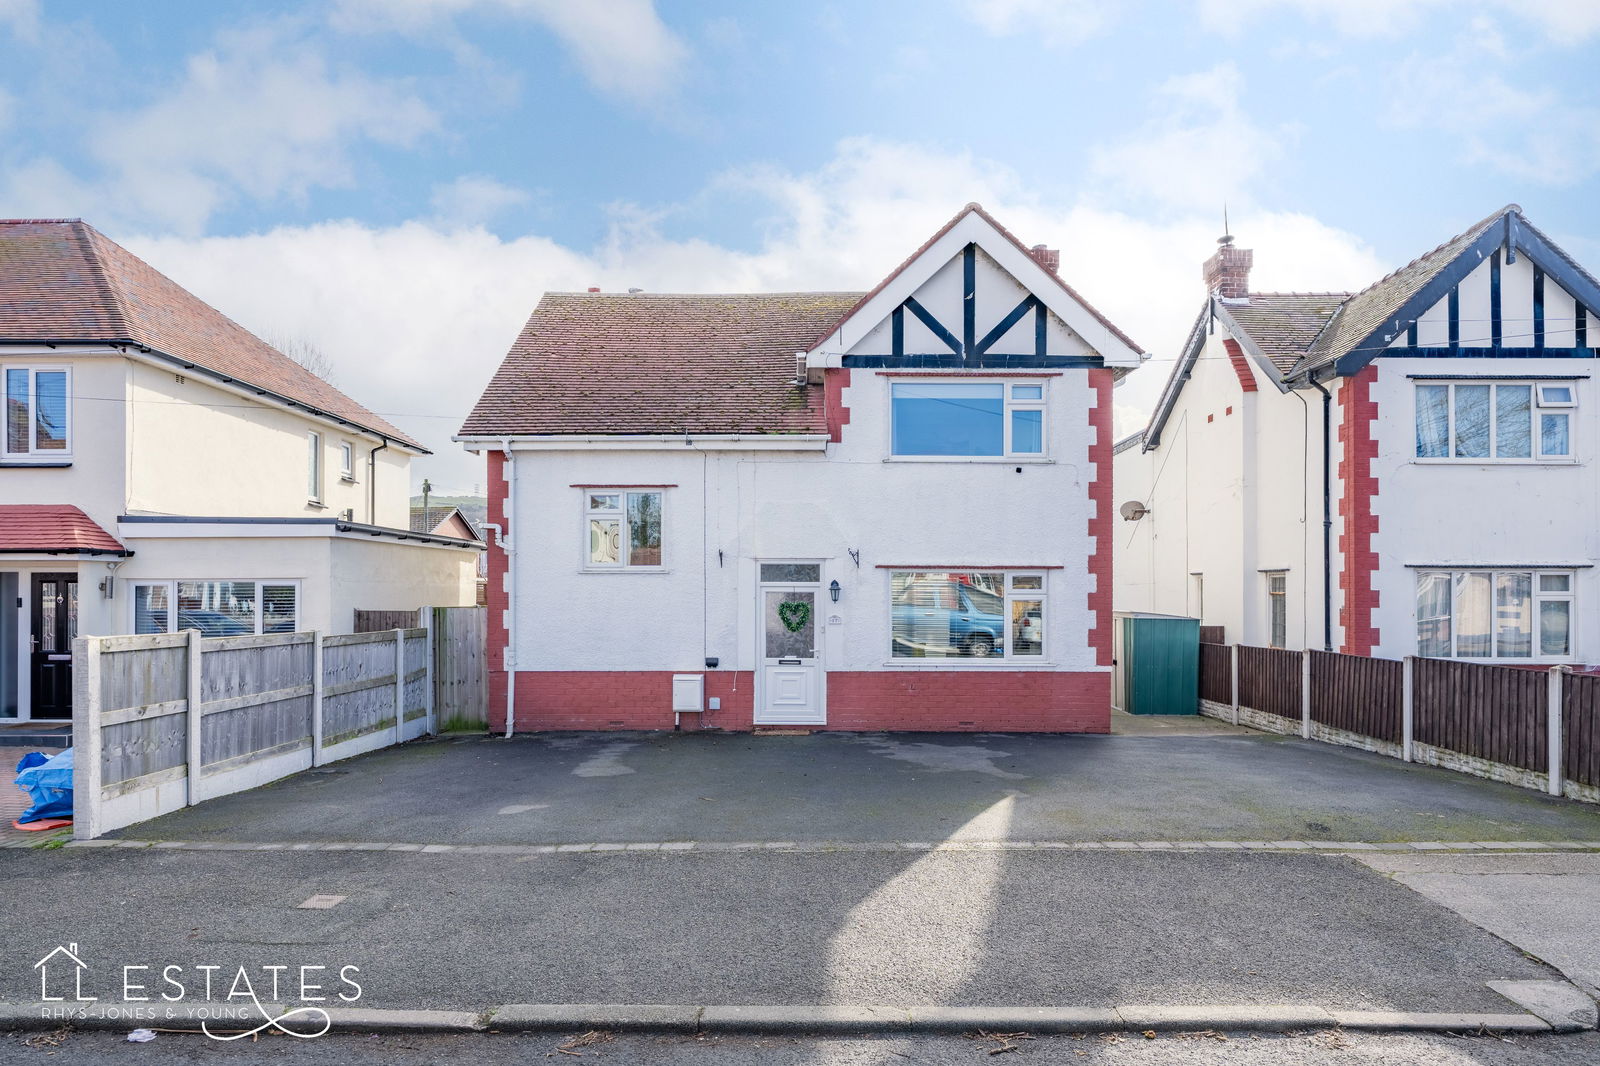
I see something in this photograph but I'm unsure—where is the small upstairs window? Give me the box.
[307,431,323,503]
[1415,380,1575,461]
[891,381,1047,458]
[2,366,70,458]
[584,490,663,568]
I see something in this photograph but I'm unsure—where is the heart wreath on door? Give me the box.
[777,600,811,633]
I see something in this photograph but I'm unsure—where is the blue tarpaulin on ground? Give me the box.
[14,749,73,823]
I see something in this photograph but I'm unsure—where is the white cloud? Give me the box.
[331,0,689,103]
[1385,22,1600,185]
[0,0,39,43]
[961,0,1120,45]
[1088,63,1288,211]
[118,138,1383,492]
[1197,0,1600,40]
[429,176,532,228]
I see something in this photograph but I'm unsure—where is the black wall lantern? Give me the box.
[829,579,841,602]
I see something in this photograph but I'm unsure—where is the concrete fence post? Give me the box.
[186,628,204,807]
[424,608,436,736]
[72,636,103,841]
[1402,656,1415,763]
[310,631,325,767]
[393,628,405,747]
[1300,649,1312,739]
[1229,643,1240,726]
[1548,666,1565,797]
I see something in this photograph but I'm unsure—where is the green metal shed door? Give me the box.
[1126,617,1199,715]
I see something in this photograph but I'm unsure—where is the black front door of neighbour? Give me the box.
[30,573,76,719]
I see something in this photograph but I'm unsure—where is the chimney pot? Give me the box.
[1203,240,1252,300]
[1028,244,1060,275]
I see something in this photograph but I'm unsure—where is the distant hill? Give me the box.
[410,494,488,530]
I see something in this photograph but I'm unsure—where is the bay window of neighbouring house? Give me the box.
[890,571,1044,660]
[132,581,299,636]
[890,382,1046,457]
[583,490,663,568]
[1415,570,1574,660]
[1414,381,1575,461]
[2,366,70,459]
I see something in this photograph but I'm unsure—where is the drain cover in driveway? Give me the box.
[297,894,347,910]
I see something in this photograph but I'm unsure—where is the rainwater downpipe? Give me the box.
[500,439,517,737]
[367,436,389,524]
[1308,378,1334,652]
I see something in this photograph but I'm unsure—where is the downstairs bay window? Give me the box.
[890,571,1045,660]
[1415,569,1573,661]
[133,580,299,636]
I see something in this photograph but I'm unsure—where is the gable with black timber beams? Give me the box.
[804,206,1145,373]
[1317,212,1600,382]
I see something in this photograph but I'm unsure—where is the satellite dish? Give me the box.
[1119,500,1150,521]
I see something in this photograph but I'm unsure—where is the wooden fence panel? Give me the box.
[199,638,315,768]
[1565,672,1600,789]
[353,609,421,633]
[1199,643,1232,705]
[1237,645,1301,720]
[1414,657,1547,773]
[101,715,186,787]
[1199,626,1226,646]
[322,635,399,743]
[1309,650,1403,742]
[434,606,487,728]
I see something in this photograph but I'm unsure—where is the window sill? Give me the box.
[0,460,73,467]
[339,475,356,483]
[1410,458,1577,467]
[882,456,1054,464]
[881,659,1056,669]
[306,500,327,510]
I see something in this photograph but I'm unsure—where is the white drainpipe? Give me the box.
[500,440,517,737]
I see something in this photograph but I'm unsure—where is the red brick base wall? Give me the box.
[488,669,1110,734]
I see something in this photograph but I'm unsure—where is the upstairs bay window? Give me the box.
[584,490,663,568]
[1415,381,1574,461]
[3,366,70,458]
[1416,569,1574,661]
[891,382,1046,458]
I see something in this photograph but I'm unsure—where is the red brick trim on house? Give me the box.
[486,449,511,726]
[490,669,1110,734]
[1222,338,1259,392]
[825,368,851,443]
[1087,368,1113,667]
[1336,365,1380,656]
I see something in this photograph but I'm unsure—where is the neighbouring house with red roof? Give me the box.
[0,219,480,723]
[459,204,1146,733]
[1116,205,1598,667]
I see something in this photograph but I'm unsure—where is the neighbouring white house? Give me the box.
[1116,204,1599,666]
[0,218,481,723]
[459,203,1146,733]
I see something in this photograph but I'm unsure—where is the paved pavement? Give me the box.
[4,1028,1597,1064]
[119,731,1600,847]
[0,846,1564,1013]
[1357,852,1600,999]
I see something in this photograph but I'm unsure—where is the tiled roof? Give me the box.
[460,291,864,436]
[0,504,127,554]
[409,505,481,540]
[1291,205,1517,377]
[0,219,423,450]
[1222,293,1351,372]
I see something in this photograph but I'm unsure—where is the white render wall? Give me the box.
[503,368,1103,676]
[1365,356,1599,663]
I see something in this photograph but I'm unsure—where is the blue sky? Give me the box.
[3,0,1597,490]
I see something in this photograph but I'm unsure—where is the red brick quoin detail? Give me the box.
[486,450,511,726]
[495,670,1110,734]
[1221,339,1259,393]
[1087,368,1113,667]
[1336,365,1380,656]
[825,368,851,443]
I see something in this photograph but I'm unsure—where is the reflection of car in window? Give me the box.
[892,578,1006,656]
[177,610,251,636]
[1015,609,1043,649]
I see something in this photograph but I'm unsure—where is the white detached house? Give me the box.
[1116,204,1598,665]
[460,204,1145,733]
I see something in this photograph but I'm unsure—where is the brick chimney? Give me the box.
[1203,235,1252,300]
[1029,243,1060,275]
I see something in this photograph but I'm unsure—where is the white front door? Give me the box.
[756,564,825,725]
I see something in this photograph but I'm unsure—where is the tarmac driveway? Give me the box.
[120,729,1600,846]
